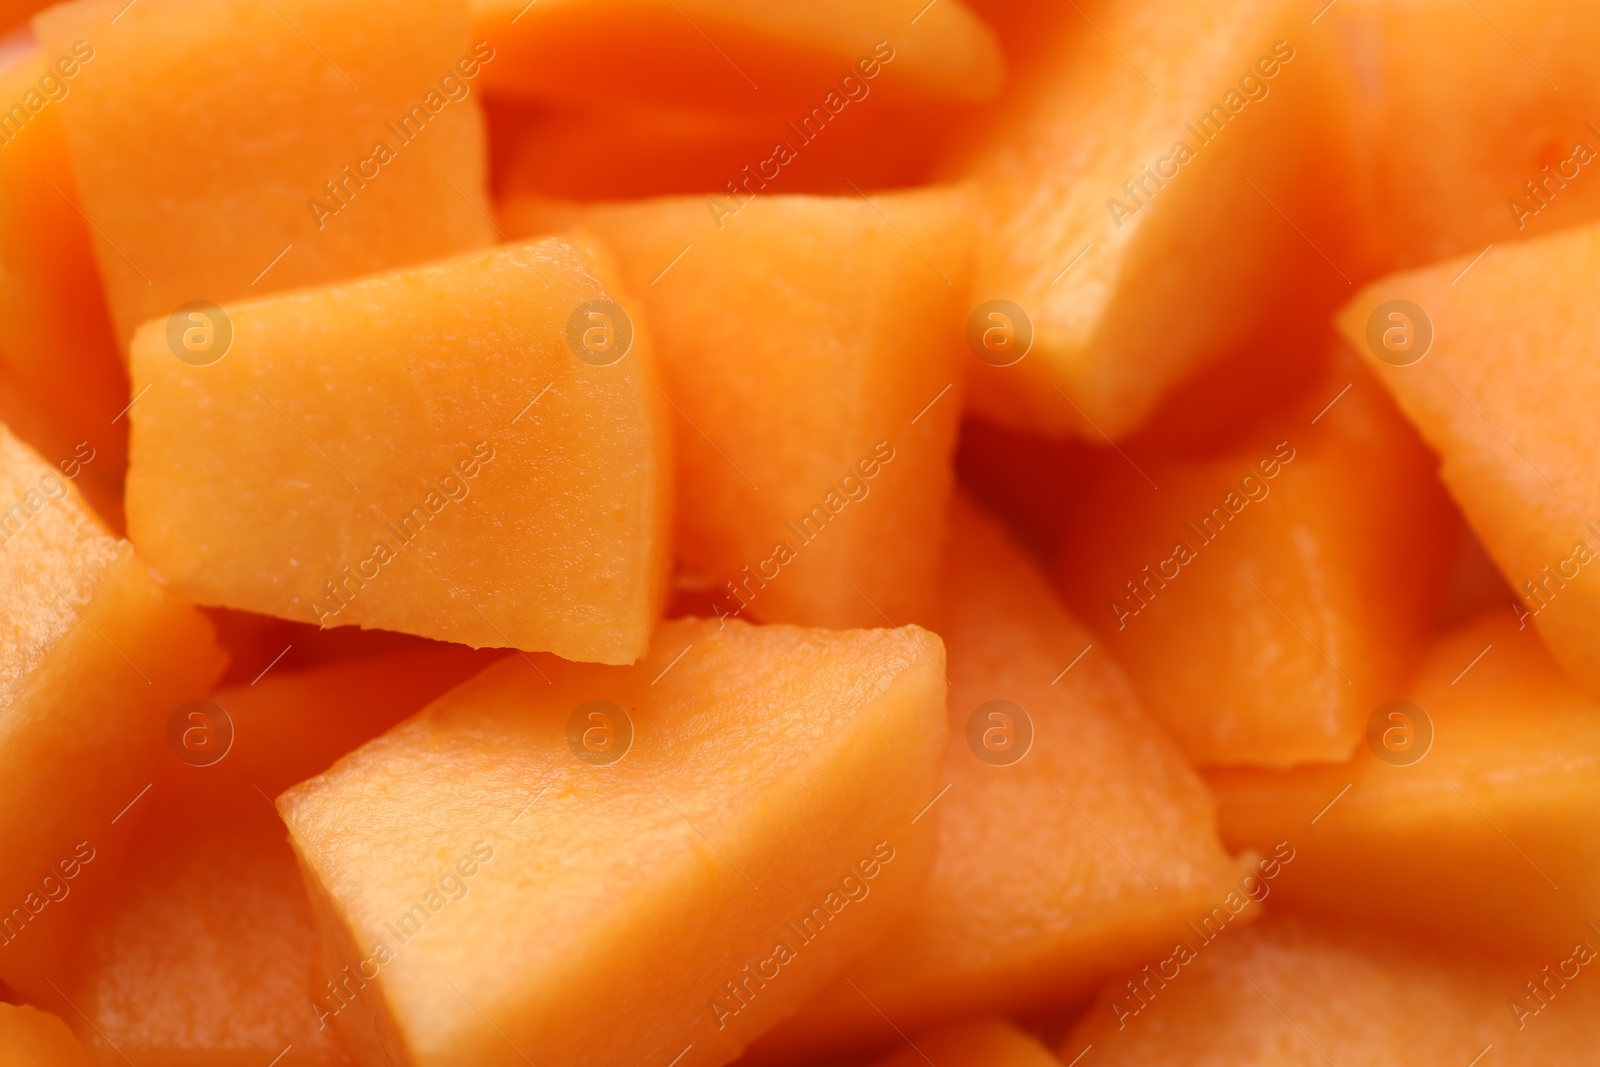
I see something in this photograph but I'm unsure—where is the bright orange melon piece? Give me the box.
[1052,365,1453,766]
[1063,915,1600,1065]
[503,189,969,630]
[0,419,225,997]
[870,1019,1061,1067]
[751,498,1248,1061]
[1338,223,1600,700]
[1207,610,1600,959]
[0,1004,90,1066]
[955,0,1368,440]
[125,238,668,664]
[33,0,494,351]
[472,0,1002,113]
[278,616,948,1067]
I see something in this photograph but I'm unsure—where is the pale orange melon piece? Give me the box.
[278,616,948,1067]
[0,420,225,997]
[0,1004,89,1066]
[502,189,969,630]
[955,0,1368,439]
[1338,223,1600,699]
[870,1018,1061,1067]
[1064,916,1600,1065]
[33,0,494,351]
[1207,610,1600,958]
[125,238,668,665]
[751,498,1249,1061]
[473,0,1002,113]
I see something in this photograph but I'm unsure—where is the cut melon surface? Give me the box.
[278,616,947,1067]
[870,1018,1061,1067]
[0,1003,90,1067]
[126,238,668,664]
[503,189,969,630]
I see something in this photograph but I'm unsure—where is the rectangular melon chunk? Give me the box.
[33,0,494,350]
[125,238,668,664]
[277,616,948,1067]
[0,419,226,997]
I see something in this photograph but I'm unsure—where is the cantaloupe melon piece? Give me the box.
[1338,224,1600,699]
[473,0,1002,112]
[502,189,969,630]
[870,1018,1061,1067]
[0,45,127,501]
[33,0,494,351]
[956,0,1368,439]
[0,1003,90,1066]
[0,420,225,996]
[125,238,668,664]
[750,498,1249,1061]
[1052,366,1452,766]
[1207,610,1600,958]
[1064,916,1600,1065]
[278,616,948,1067]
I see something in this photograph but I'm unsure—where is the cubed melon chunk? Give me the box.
[956,0,1367,439]
[0,420,225,995]
[125,238,668,664]
[277,616,948,1067]
[752,498,1248,1060]
[1338,223,1600,699]
[1063,916,1600,1064]
[869,1018,1061,1067]
[0,1004,90,1067]
[473,0,1002,112]
[503,189,969,630]
[1052,366,1452,766]
[33,0,494,350]
[1207,610,1600,958]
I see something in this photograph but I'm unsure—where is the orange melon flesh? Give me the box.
[1207,610,1600,958]
[125,238,668,665]
[0,419,225,998]
[956,0,1367,440]
[0,45,128,500]
[502,190,969,630]
[472,0,1002,113]
[1052,366,1452,766]
[751,498,1248,1061]
[1063,916,1600,1065]
[1338,224,1600,700]
[869,1018,1061,1067]
[0,1004,90,1066]
[33,0,494,352]
[277,616,948,1067]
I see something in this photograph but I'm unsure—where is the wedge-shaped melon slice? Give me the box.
[956,0,1367,439]
[0,1004,90,1067]
[503,190,969,630]
[870,1019,1061,1067]
[1208,610,1600,958]
[1338,225,1600,698]
[0,420,225,995]
[473,0,1002,112]
[125,239,668,664]
[33,0,494,351]
[278,616,948,1067]
[1052,367,1452,766]
[1064,916,1600,1064]
[750,498,1247,1061]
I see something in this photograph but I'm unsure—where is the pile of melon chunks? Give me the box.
[4,0,1600,1063]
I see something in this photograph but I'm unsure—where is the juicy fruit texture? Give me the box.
[1339,225,1600,699]
[958,0,1366,440]
[1208,611,1600,958]
[126,239,668,665]
[33,0,494,350]
[503,189,969,630]
[1053,368,1452,766]
[870,1018,1061,1067]
[277,617,948,1067]
[473,0,1003,112]
[1064,916,1600,1065]
[0,1004,90,1066]
[0,420,225,997]
[754,499,1248,1059]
